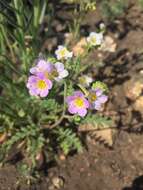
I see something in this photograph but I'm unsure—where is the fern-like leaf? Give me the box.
[55,128,82,155]
[79,114,113,131]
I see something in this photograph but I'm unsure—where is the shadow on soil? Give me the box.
[122,175,143,190]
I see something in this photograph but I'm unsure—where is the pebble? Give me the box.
[59,154,66,161]
[52,176,64,189]
[48,185,55,190]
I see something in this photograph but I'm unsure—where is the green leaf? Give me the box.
[55,128,82,155]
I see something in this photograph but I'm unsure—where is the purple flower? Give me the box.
[30,59,68,81]
[30,59,54,79]
[88,89,108,110]
[54,62,69,81]
[26,75,52,97]
[66,91,89,117]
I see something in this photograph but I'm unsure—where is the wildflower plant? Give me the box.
[0,0,112,179]
[0,25,111,177]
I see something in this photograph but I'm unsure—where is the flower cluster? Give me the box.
[66,79,108,117]
[27,46,71,97]
[27,31,107,117]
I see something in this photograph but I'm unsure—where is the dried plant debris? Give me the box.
[100,35,117,53]
[72,37,87,56]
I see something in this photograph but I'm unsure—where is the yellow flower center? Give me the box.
[88,92,97,102]
[44,69,58,80]
[79,77,86,85]
[74,98,84,107]
[90,36,96,44]
[51,69,59,77]
[60,48,67,57]
[37,80,47,89]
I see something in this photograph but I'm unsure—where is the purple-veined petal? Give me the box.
[74,91,84,97]
[30,67,37,74]
[40,89,49,97]
[55,62,64,72]
[29,88,38,96]
[68,103,77,114]
[84,98,90,108]
[66,96,75,103]
[93,101,102,110]
[95,89,103,97]
[37,59,47,67]
[98,95,108,103]
[78,108,87,117]
[45,79,53,90]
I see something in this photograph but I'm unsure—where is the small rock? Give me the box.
[52,176,64,189]
[59,154,66,161]
[124,77,143,100]
[49,185,55,190]
[133,96,143,114]
[80,167,85,172]
[64,33,74,45]
[51,20,66,32]
[87,173,91,177]
[35,152,44,169]
[42,37,57,52]
[49,172,55,178]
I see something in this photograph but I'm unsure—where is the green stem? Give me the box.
[47,82,67,129]
[39,1,47,24]
[13,0,24,43]
[0,25,15,62]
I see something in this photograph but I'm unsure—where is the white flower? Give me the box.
[87,32,103,46]
[54,62,69,81]
[99,23,105,30]
[55,45,73,60]
[79,75,93,87]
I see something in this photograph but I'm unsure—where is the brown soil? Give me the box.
[1,1,143,190]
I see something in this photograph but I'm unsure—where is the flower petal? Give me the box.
[40,89,49,97]
[55,62,64,72]
[45,79,53,90]
[74,91,84,97]
[96,89,103,97]
[68,103,77,114]
[60,70,69,78]
[98,95,108,103]
[84,99,90,108]
[78,108,87,117]
[30,67,37,74]
[66,96,75,103]
[29,88,38,96]
[93,101,102,110]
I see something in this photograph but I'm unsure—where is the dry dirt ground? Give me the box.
[0,1,143,190]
